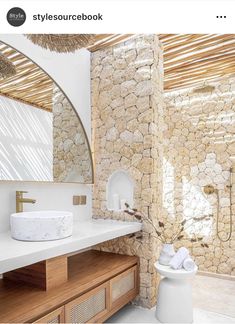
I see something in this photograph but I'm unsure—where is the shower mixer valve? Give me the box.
[203,184,217,195]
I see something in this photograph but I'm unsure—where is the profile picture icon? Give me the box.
[7,7,26,27]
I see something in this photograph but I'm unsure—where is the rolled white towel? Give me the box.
[183,257,196,271]
[169,247,189,270]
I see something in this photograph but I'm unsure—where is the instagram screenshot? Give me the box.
[0,1,234,323]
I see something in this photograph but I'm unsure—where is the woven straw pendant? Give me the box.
[26,34,95,53]
[0,52,16,80]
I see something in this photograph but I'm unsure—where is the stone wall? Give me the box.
[53,86,92,183]
[91,34,235,308]
[91,35,164,307]
[163,78,235,275]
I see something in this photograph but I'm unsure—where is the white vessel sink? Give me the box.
[10,211,73,241]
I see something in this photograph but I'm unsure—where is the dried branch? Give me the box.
[123,205,211,247]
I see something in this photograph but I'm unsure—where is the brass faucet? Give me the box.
[16,191,36,213]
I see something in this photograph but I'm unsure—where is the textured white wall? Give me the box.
[0,34,92,232]
[0,181,92,233]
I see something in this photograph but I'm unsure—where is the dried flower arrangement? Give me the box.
[124,203,212,247]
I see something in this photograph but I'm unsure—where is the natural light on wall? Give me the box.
[0,95,53,181]
[182,176,213,237]
[163,157,175,218]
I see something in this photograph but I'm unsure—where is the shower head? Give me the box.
[193,85,215,93]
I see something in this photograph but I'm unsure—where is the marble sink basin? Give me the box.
[10,211,73,241]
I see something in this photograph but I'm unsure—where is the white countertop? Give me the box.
[0,219,142,273]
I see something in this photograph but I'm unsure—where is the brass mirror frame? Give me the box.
[0,39,94,184]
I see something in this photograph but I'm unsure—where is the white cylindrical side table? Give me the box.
[154,262,198,323]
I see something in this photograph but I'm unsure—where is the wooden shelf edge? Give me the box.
[0,250,138,323]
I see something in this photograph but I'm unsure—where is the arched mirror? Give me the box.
[0,42,93,183]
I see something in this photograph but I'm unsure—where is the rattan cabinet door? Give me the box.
[65,282,109,323]
[110,265,138,309]
[33,306,65,323]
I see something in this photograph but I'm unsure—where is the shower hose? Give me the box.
[215,188,232,242]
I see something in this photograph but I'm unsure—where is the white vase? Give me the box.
[159,243,175,266]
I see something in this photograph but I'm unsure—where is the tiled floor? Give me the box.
[193,274,235,318]
[107,274,235,323]
[107,305,235,323]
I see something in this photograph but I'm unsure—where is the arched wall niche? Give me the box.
[106,169,134,211]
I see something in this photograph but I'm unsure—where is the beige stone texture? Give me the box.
[53,86,92,183]
[164,78,235,275]
[91,34,235,311]
[91,35,164,308]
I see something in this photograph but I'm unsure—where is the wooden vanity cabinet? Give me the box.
[0,250,139,324]
[33,306,65,324]
[65,282,109,323]
[110,265,138,310]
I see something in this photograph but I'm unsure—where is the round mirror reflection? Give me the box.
[0,42,93,183]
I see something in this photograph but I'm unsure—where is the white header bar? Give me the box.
[0,0,234,34]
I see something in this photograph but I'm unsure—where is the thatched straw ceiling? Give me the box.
[91,34,235,90]
[159,34,235,90]
[0,35,133,111]
[0,34,235,110]
[0,42,53,111]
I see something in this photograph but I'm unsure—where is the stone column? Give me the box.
[91,35,164,307]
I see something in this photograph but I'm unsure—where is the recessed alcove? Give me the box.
[106,170,134,211]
